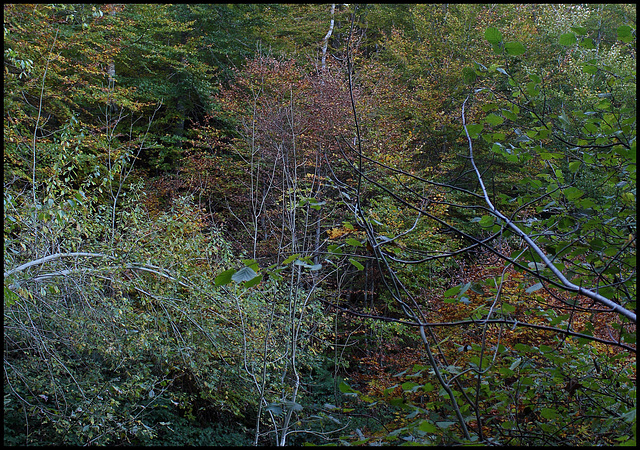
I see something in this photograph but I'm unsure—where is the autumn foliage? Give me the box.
[4,3,635,446]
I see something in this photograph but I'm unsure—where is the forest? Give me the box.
[3,3,636,446]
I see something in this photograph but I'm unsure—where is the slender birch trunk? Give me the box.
[321,4,336,75]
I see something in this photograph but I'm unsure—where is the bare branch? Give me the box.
[4,252,110,279]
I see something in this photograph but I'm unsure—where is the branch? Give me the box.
[32,28,59,252]
[333,139,591,292]
[320,299,635,353]
[4,252,111,279]
[461,96,635,323]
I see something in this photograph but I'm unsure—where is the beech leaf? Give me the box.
[504,41,526,56]
[349,258,364,271]
[214,269,236,286]
[485,27,503,44]
[232,267,258,283]
[559,32,577,46]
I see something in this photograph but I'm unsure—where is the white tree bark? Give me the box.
[4,252,109,279]
[106,4,116,83]
[321,4,336,75]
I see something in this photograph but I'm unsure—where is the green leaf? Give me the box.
[514,343,531,352]
[502,303,516,314]
[479,215,494,228]
[345,237,363,247]
[466,123,484,138]
[493,132,506,140]
[482,102,499,112]
[485,113,504,126]
[485,27,503,44]
[4,286,18,307]
[444,285,461,297]
[579,38,596,49]
[520,376,534,386]
[559,32,577,46]
[214,268,236,286]
[582,64,597,75]
[418,420,438,433]
[617,25,632,38]
[568,161,581,173]
[327,244,343,255]
[338,381,360,395]
[539,152,554,160]
[564,187,584,200]
[401,381,420,392]
[526,81,540,97]
[570,26,587,36]
[504,41,526,56]
[619,34,634,44]
[349,258,365,271]
[242,258,260,271]
[462,67,477,84]
[502,109,518,122]
[232,266,258,283]
[305,197,326,210]
[243,274,263,288]
[282,253,301,265]
[539,344,554,353]
[422,382,434,392]
[383,384,399,395]
[540,408,558,419]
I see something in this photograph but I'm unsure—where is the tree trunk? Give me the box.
[106,4,117,84]
[321,4,336,75]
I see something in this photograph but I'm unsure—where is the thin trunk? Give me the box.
[174,31,189,139]
[321,4,336,75]
[107,62,115,83]
[33,30,59,255]
[106,4,116,84]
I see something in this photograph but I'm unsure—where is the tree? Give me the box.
[3,6,316,444]
[4,4,635,446]
[324,11,635,445]
[210,49,359,444]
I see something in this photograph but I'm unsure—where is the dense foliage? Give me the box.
[4,3,636,446]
